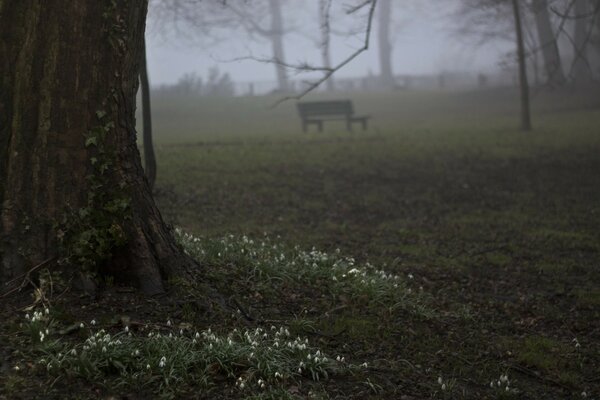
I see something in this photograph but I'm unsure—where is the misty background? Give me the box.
[145,0,521,94]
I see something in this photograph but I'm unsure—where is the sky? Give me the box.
[145,0,513,86]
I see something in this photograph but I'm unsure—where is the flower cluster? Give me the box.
[25,307,348,395]
[175,231,432,316]
[490,374,517,394]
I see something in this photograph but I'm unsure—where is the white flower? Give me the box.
[124,326,129,333]
[146,364,151,370]
[438,377,443,385]
[45,308,50,315]
[25,314,30,320]
[39,332,45,342]
[70,349,77,356]
[167,320,172,327]
[408,274,414,279]
[91,319,96,326]
[441,383,447,391]
[13,365,20,371]
[134,350,140,356]
[102,346,107,352]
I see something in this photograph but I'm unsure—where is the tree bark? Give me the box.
[319,0,334,92]
[378,0,394,88]
[0,0,197,295]
[140,37,157,190]
[268,0,289,92]
[532,0,566,86]
[511,0,532,131]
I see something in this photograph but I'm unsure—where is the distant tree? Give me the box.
[319,0,335,91]
[455,0,532,130]
[205,67,235,97]
[572,0,594,83]
[378,0,394,87]
[531,0,566,86]
[512,0,532,130]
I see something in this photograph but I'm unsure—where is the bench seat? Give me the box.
[297,100,370,132]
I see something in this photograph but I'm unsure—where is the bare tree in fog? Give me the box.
[512,0,532,130]
[532,0,567,86]
[222,0,292,92]
[378,0,394,87]
[572,0,594,84]
[319,0,335,91]
[455,0,531,130]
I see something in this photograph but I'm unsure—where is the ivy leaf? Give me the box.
[85,136,98,147]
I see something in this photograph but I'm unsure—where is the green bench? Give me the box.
[297,100,370,132]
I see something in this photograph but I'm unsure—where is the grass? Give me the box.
[2,87,599,399]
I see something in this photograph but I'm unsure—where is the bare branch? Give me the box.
[272,0,378,107]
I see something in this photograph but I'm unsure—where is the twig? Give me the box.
[0,257,57,298]
[271,0,378,107]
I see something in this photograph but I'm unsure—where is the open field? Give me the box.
[2,88,599,399]
[146,88,600,398]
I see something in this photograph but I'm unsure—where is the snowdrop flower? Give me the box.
[361,362,368,368]
[45,308,50,315]
[124,326,129,333]
[25,314,30,320]
[90,319,96,326]
[70,349,77,356]
[438,377,443,385]
[102,346,107,353]
[13,365,20,371]
[39,331,45,342]
[166,320,172,327]
[146,364,151,370]
[442,384,447,391]
[408,274,414,279]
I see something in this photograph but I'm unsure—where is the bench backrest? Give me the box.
[297,100,354,118]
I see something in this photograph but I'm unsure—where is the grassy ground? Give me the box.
[1,88,599,399]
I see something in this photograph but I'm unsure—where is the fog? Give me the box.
[145,0,513,89]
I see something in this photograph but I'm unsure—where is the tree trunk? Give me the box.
[268,0,289,92]
[572,0,592,84]
[378,0,394,88]
[140,37,157,190]
[532,0,566,86]
[0,0,197,295]
[511,0,532,131]
[319,0,334,92]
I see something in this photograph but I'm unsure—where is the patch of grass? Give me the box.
[508,335,583,387]
[19,307,353,398]
[176,231,435,318]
